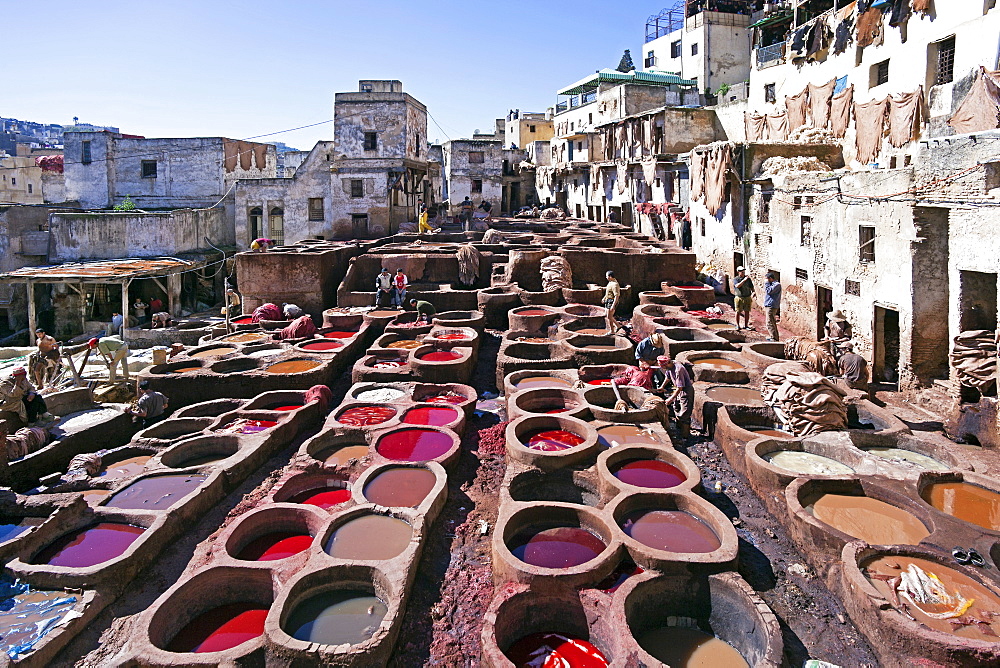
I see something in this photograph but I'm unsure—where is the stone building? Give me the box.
[0,154,64,205]
[440,119,529,216]
[504,110,553,149]
[235,80,429,245]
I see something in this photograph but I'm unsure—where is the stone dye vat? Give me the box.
[361,466,438,508]
[32,522,145,568]
[324,512,413,560]
[922,478,1000,532]
[806,493,931,545]
[283,589,388,645]
[103,474,208,511]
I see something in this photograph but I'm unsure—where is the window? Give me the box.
[805,195,815,206]
[141,160,157,178]
[469,151,485,164]
[671,40,682,58]
[10,177,14,186]
[577,141,583,151]
[793,196,803,210]
[588,113,593,125]
[360,83,373,92]
[644,52,656,68]
[800,215,812,245]
[934,36,956,85]
[764,83,776,103]
[859,225,876,262]
[700,218,706,236]
[308,197,324,221]
[269,207,284,246]
[691,43,699,56]
[871,59,890,87]
[27,184,32,194]
[472,179,483,194]
[570,122,575,132]
[760,192,773,224]
[795,268,809,281]
[351,214,368,235]
[529,125,536,133]
[248,207,263,240]
[350,179,364,198]
[845,279,861,296]
[81,140,92,164]
[363,132,378,151]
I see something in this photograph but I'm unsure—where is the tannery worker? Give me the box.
[410,298,436,323]
[603,271,620,332]
[393,269,409,308]
[250,237,273,252]
[91,336,130,382]
[31,328,61,387]
[824,309,853,354]
[634,331,666,364]
[655,354,694,439]
[763,272,782,342]
[732,266,755,331]
[612,359,654,391]
[0,367,51,426]
[375,269,394,307]
[130,380,168,429]
[838,342,870,392]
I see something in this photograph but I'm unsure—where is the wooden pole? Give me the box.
[26,281,36,341]
[121,279,130,344]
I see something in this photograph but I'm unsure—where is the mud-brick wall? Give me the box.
[235,244,360,315]
[562,248,696,297]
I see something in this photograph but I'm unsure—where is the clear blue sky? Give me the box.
[7,0,659,150]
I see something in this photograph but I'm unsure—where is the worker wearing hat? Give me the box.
[90,336,130,382]
[824,309,853,355]
[128,380,169,429]
[655,353,694,439]
[0,367,51,426]
[635,331,666,364]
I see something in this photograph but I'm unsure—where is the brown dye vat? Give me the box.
[574,328,610,335]
[695,358,745,371]
[81,490,111,505]
[705,386,764,406]
[319,445,370,466]
[167,366,201,374]
[637,627,749,668]
[363,467,436,507]
[704,323,736,331]
[98,455,152,479]
[222,332,268,343]
[581,344,619,351]
[324,514,412,560]
[620,510,721,553]
[386,340,422,349]
[864,554,1000,641]
[924,482,1000,532]
[747,427,793,439]
[265,359,321,374]
[189,346,238,358]
[808,494,930,545]
[369,310,403,317]
[516,376,573,390]
[597,425,664,448]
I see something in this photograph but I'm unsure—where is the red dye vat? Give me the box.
[301,340,344,351]
[373,360,405,369]
[522,429,585,451]
[235,532,312,561]
[322,330,359,339]
[543,407,571,414]
[287,488,352,510]
[268,404,302,412]
[376,428,453,461]
[337,406,396,426]
[506,632,609,668]
[34,522,145,568]
[166,603,267,653]
[434,333,470,340]
[424,393,466,405]
[509,526,606,568]
[612,460,687,488]
[517,309,554,317]
[419,350,463,362]
[403,405,460,426]
[585,378,612,386]
[231,316,254,325]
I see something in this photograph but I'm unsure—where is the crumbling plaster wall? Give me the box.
[443,140,504,212]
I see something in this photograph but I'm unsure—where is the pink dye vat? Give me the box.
[517,309,554,317]
[167,604,267,653]
[419,350,463,362]
[287,488,352,510]
[612,460,687,488]
[235,532,312,561]
[376,429,454,461]
[33,522,145,568]
[403,406,460,426]
[522,429,585,451]
[424,393,466,405]
[509,526,606,568]
[337,406,396,426]
[322,330,359,339]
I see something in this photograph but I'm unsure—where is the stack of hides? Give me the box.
[951,330,996,390]
[762,362,848,437]
[539,256,573,293]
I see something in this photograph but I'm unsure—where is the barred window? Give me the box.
[845,279,861,296]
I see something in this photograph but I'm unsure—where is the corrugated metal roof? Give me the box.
[558,69,697,95]
[0,257,196,282]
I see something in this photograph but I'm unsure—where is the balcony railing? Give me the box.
[555,102,568,114]
[582,90,597,105]
[756,41,785,68]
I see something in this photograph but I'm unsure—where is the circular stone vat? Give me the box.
[352,385,406,402]
[160,435,240,470]
[282,587,387,647]
[694,356,745,371]
[863,447,948,470]
[509,387,585,419]
[155,361,204,375]
[188,345,238,359]
[385,339,421,350]
[417,349,463,362]
[806,492,931,545]
[613,460,687,489]
[762,450,855,476]
[139,417,213,441]
[323,512,412,560]
[335,404,397,426]
[401,404,461,427]
[620,508,721,553]
[210,357,261,375]
[166,604,267,653]
[374,427,456,462]
[501,505,613,571]
[508,469,600,506]
[922,479,1000,532]
[103,473,207,511]
[596,424,667,449]
[512,374,574,391]
[226,507,322,563]
[265,359,322,374]
[506,633,609,666]
[705,385,764,406]
[221,332,269,344]
[521,427,585,451]
[298,340,344,352]
[362,466,437,507]
[32,522,145,567]
[636,626,748,667]
[583,386,656,423]
[276,474,352,510]
[98,453,152,479]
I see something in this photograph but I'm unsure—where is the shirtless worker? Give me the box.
[603,271,621,333]
[31,328,60,387]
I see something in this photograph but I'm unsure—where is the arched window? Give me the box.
[248,207,263,242]
[269,207,285,246]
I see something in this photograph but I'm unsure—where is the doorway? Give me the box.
[621,203,634,229]
[351,214,369,239]
[959,270,998,332]
[874,305,900,385]
[510,182,520,211]
[816,286,833,340]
